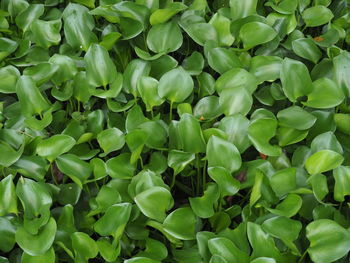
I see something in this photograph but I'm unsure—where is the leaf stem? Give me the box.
[169,101,173,122]
[139,156,144,169]
[170,172,176,189]
[298,249,308,263]
[202,160,207,192]
[50,164,58,185]
[196,154,201,195]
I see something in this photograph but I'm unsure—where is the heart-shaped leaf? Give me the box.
[163,207,196,240]
[135,186,173,222]
[36,135,76,162]
[147,21,183,54]
[15,217,56,256]
[306,219,350,263]
[158,67,193,103]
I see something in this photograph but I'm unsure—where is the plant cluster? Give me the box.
[0,0,350,262]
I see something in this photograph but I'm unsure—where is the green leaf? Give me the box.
[84,44,117,87]
[182,51,204,76]
[0,141,23,167]
[248,117,282,156]
[178,113,206,153]
[137,238,168,261]
[56,154,92,188]
[250,56,282,84]
[0,66,20,93]
[292,38,322,63]
[303,78,344,109]
[100,32,122,50]
[163,207,196,240]
[71,232,99,260]
[239,22,277,49]
[218,115,251,153]
[333,51,350,97]
[97,238,120,262]
[310,131,343,154]
[207,48,241,74]
[36,135,76,162]
[158,67,194,103]
[208,237,249,263]
[262,216,302,242]
[94,203,132,236]
[270,168,297,197]
[0,38,18,61]
[95,185,121,211]
[305,150,344,175]
[126,129,148,164]
[277,127,308,147]
[280,58,313,102]
[267,194,302,217]
[16,76,50,117]
[250,258,276,263]
[30,19,62,49]
[125,257,160,263]
[306,219,350,263]
[0,217,16,253]
[189,183,219,218]
[179,18,217,46]
[265,0,298,14]
[207,136,242,173]
[58,184,81,206]
[16,177,52,222]
[219,87,253,116]
[15,217,56,256]
[302,6,333,27]
[62,3,97,50]
[0,175,17,216]
[215,68,257,94]
[193,96,222,121]
[310,173,329,202]
[135,186,173,222]
[124,59,151,97]
[230,0,258,20]
[209,13,235,46]
[22,247,55,263]
[137,76,164,111]
[23,63,59,86]
[150,3,187,25]
[97,128,125,156]
[128,170,168,199]
[73,71,93,102]
[277,106,316,130]
[49,54,78,86]
[139,120,168,149]
[106,153,136,179]
[147,21,183,54]
[208,167,240,197]
[334,114,350,135]
[168,150,195,176]
[333,166,350,202]
[8,0,29,17]
[247,222,288,262]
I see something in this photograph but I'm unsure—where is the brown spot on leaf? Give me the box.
[313,36,324,42]
[259,152,267,160]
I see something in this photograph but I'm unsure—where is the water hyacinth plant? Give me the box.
[0,0,350,262]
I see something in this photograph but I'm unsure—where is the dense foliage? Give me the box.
[1,0,350,262]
